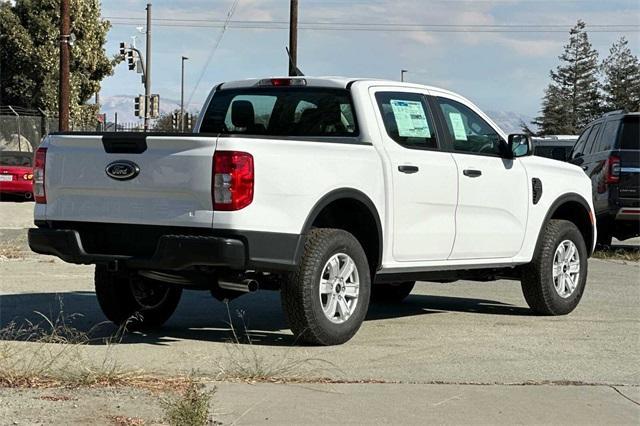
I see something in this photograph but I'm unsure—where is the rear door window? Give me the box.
[596,120,621,153]
[619,117,639,150]
[584,123,601,155]
[375,92,438,149]
[571,127,591,159]
[201,88,358,138]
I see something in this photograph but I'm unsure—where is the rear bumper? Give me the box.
[28,225,303,272]
[0,181,33,194]
[615,208,640,221]
[28,228,246,270]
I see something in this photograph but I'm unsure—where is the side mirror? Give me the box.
[508,134,533,158]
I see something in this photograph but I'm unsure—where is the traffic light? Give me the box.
[119,42,127,56]
[134,95,145,117]
[171,113,178,130]
[127,50,135,70]
[185,113,193,130]
[149,94,160,118]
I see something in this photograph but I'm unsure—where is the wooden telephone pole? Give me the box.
[288,0,298,76]
[58,0,70,131]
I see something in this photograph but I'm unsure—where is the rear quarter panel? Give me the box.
[211,137,385,235]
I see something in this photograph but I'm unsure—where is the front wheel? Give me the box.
[521,219,588,315]
[281,229,371,346]
[95,265,182,330]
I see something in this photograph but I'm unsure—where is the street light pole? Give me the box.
[180,56,188,132]
[58,0,71,131]
[400,69,408,82]
[144,3,152,131]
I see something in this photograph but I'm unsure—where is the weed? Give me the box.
[593,247,640,262]
[162,378,215,426]
[214,302,337,383]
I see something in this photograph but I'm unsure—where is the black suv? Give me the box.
[569,111,639,245]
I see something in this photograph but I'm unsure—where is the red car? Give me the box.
[0,151,34,200]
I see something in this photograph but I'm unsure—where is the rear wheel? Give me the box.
[281,229,371,346]
[95,265,182,330]
[521,220,587,315]
[371,281,415,303]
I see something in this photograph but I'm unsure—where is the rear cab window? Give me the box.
[200,87,359,139]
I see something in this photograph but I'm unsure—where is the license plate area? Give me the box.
[0,175,14,182]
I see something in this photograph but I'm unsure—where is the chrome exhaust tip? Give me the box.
[218,278,259,293]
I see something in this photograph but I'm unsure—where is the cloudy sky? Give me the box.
[100,0,640,117]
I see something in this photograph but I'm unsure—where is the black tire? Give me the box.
[95,265,182,330]
[371,281,415,303]
[281,228,371,346]
[521,219,588,315]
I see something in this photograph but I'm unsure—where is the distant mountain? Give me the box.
[486,110,536,134]
[99,95,201,123]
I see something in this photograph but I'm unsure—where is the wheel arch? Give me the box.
[298,188,383,273]
[539,193,595,256]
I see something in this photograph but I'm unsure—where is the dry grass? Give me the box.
[110,415,147,426]
[213,304,337,383]
[0,239,25,259]
[593,247,640,262]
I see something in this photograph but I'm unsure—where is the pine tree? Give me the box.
[533,20,602,134]
[601,37,640,112]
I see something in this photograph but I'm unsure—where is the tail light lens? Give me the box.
[213,151,254,211]
[605,155,620,184]
[34,147,47,203]
[23,173,33,180]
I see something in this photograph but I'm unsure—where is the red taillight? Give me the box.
[213,151,254,211]
[34,147,47,203]
[605,155,620,184]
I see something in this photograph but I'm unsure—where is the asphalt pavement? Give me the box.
[0,201,638,424]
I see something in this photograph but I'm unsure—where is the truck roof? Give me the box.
[218,76,458,96]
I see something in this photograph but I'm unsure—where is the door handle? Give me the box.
[463,169,482,177]
[398,165,419,174]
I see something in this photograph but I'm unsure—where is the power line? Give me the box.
[104,16,639,28]
[108,22,640,33]
[186,0,240,106]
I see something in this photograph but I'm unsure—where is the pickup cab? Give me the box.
[29,77,596,345]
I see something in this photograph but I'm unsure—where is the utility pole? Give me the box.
[58,0,71,131]
[400,69,408,82]
[144,3,152,131]
[288,0,298,76]
[180,56,188,132]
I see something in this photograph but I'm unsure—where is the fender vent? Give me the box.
[532,178,543,205]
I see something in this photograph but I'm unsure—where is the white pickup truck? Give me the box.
[29,77,596,345]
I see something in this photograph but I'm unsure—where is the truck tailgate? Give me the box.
[42,133,217,228]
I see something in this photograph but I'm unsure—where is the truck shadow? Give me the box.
[0,290,531,347]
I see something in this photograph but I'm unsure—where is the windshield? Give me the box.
[619,117,639,150]
[199,88,359,138]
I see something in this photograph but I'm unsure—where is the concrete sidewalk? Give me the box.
[0,383,638,425]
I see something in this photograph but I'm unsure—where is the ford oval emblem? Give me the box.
[105,160,140,181]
